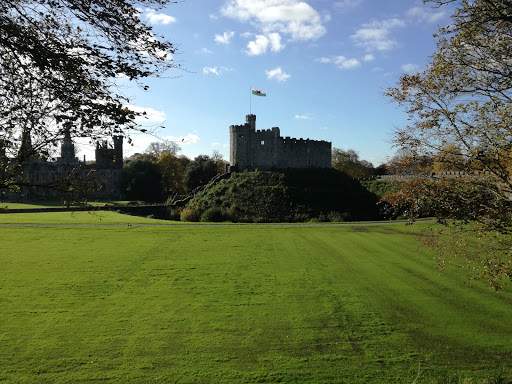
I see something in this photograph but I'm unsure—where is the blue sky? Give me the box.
[78,0,451,165]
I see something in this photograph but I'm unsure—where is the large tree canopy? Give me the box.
[386,0,512,224]
[385,0,512,288]
[0,0,176,189]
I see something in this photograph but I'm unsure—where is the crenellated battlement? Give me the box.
[281,137,330,144]
[230,114,331,170]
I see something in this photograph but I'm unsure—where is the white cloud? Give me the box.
[240,31,254,38]
[197,47,213,54]
[334,0,362,10]
[170,133,200,145]
[266,67,291,82]
[246,33,283,56]
[247,35,269,56]
[144,9,176,25]
[202,66,233,76]
[221,0,326,53]
[318,55,361,70]
[202,66,221,76]
[295,114,311,120]
[352,18,405,52]
[215,31,235,45]
[406,5,445,23]
[127,104,167,125]
[401,63,419,73]
[317,57,332,64]
[268,32,284,52]
[362,53,375,62]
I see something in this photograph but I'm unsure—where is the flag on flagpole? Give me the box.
[251,89,267,97]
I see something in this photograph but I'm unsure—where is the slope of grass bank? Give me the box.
[0,215,510,383]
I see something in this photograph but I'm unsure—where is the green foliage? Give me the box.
[332,148,375,179]
[1,215,511,382]
[387,0,512,227]
[1,0,176,190]
[362,180,402,198]
[184,155,223,192]
[185,169,379,222]
[200,207,227,222]
[120,160,163,202]
[383,178,512,229]
[158,153,189,196]
[180,207,200,222]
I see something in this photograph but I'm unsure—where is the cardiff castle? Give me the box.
[230,114,332,170]
[3,129,125,200]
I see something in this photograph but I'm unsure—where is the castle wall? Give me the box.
[18,162,123,200]
[230,115,331,170]
[251,128,281,168]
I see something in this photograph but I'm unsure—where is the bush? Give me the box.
[361,180,402,198]
[327,211,351,222]
[180,207,200,222]
[200,207,226,222]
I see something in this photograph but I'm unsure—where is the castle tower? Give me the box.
[230,114,256,170]
[246,114,256,130]
[60,128,77,163]
[18,128,34,161]
[112,136,124,169]
[95,140,110,169]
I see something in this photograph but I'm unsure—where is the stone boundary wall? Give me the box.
[377,171,493,182]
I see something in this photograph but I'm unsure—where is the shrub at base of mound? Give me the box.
[182,170,379,222]
[200,207,227,222]
[180,207,200,222]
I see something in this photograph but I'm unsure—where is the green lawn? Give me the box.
[0,211,171,224]
[0,202,59,209]
[0,201,135,210]
[0,212,511,383]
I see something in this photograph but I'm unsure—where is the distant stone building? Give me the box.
[230,114,331,170]
[11,129,124,200]
[95,136,124,170]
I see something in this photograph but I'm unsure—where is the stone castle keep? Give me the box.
[230,114,332,170]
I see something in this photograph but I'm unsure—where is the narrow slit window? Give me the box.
[261,140,265,145]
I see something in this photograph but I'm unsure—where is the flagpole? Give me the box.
[249,86,252,115]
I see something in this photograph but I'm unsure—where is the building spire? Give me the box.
[60,127,76,163]
[18,127,34,161]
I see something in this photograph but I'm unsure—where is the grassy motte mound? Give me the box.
[183,169,379,222]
